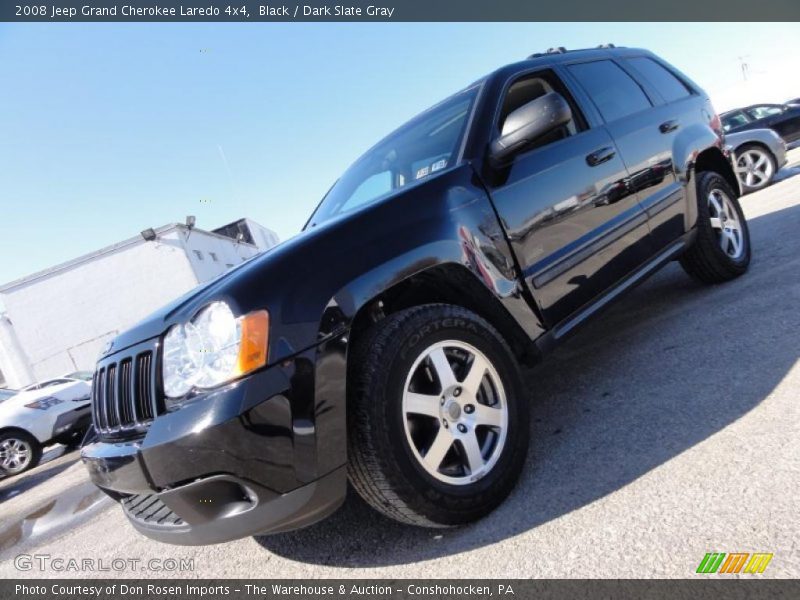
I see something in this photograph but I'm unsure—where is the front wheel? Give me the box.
[735,144,776,193]
[0,431,41,476]
[347,304,529,527]
[680,171,751,284]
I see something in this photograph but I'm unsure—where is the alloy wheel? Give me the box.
[736,149,774,190]
[0,437,33,474]
[708,189,745,260]
[401,340,508,485]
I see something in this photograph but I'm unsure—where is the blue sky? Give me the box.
[1,22,798,287]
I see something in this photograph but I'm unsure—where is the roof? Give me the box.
[0,220,260,293]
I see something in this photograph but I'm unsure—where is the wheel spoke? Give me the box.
[729,230,741,254]
[461,354,489,397]
[708,193,723,215]
[474,403,503,427]
[405,392,441,418]
[754,154,767,169]
[424,427,453,471]
[709,217,722,229]
[428,347,457,390]
[460,432,485,474]
[719,231,730,253]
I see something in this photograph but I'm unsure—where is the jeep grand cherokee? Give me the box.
[82,46,750,544]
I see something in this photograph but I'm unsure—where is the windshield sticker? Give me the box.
[431,158,447,172]
[415,166,430,179]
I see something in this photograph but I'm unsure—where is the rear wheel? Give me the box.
[0,431,41,476]
[680,171,751,284]
[347,304,529,527]
[735,144,776,193]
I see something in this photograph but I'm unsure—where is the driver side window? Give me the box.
[498,71,583,154]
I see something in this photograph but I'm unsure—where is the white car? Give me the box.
[0,378,92,476]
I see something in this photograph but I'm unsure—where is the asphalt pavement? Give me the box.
[1,150,799,579]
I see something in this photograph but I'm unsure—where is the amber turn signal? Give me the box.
[235,310,269,375]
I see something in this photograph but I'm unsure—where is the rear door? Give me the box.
[564,56,692,250]
[485,68,653,327]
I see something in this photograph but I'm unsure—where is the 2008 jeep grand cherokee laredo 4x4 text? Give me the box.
[82,46,750,545]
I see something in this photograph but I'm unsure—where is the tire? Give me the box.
[735,144,776,193]
[0,430,42,476]
[347,304,529,527]
[680,170,751,284]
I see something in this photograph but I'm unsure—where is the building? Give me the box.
[0,218,278,388]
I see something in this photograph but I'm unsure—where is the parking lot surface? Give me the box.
[2,151,799,579]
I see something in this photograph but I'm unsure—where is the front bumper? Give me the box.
[103,464,346,545]
[81,339,348,545]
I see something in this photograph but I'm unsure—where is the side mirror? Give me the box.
[489,92,572,165]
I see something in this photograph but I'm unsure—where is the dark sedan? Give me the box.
[722,103,800,144]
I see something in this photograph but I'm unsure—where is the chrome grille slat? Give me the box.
[96,367,107,430]
[118,359,132,424]
[91,344,158,439]
[136,352,155,421]
[106,364,118,428]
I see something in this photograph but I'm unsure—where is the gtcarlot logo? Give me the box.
[14,554,194,572]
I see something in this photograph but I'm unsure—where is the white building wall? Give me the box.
[0,315,35,388]
[182,230,262,283]
[0,230,199,384]
[244,219,280,249]
[0,221,277,387]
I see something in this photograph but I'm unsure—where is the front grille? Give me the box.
[92,343,160,438]
[121,493,184,527]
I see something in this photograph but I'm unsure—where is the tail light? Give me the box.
[709,112,723,135]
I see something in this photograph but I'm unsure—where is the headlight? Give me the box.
[162,302,269,401]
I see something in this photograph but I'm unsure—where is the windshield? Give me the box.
[308,84,480,226]
[65,370,94,381]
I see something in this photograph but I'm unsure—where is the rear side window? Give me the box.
[625,57,691,103]
[567,60,651,123]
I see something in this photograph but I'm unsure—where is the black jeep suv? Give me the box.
[82,46,750,545]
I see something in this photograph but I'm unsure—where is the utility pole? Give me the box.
[737,55,750,81]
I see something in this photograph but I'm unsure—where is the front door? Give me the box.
[485,69,653,327]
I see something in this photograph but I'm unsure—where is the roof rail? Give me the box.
[527,44,619,59]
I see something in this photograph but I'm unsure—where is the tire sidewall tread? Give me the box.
[347,304,529,527]
[680,170,751,284]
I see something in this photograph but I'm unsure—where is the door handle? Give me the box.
[659,119,680,133]
[586,146,616,167]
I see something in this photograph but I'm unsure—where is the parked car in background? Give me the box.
[726,128,787,193]
[0,379,92,475]
[22,371,94,391]
[721,103,800,145]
